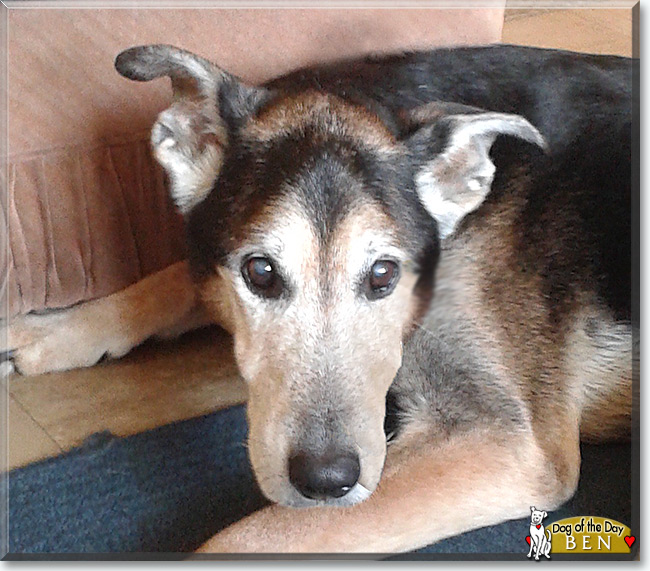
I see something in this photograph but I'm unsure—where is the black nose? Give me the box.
[288,450,360,500]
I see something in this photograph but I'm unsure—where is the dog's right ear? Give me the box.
[115,45,271,215]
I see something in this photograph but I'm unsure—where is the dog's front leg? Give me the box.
[5,261,211,375]
[197,428,575,554]
[526,535,535,558]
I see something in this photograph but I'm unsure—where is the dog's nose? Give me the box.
[288,450,360,500]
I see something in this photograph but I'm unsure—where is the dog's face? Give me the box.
[530,507,548,526]
[187,92,438,506]
[116,45,544,507]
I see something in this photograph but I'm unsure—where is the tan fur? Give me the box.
[196,427,560,554]
[196,197,419,507]
[413,174,629,503]
[243,91,398,153]
[4,261,207,376]
[468,199,631,466]
[567,312,635,441]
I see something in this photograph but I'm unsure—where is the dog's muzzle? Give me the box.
[288,449,361,501]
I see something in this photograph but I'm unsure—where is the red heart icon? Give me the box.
[536,524,541,529]
[526,536,531,545]
[625,536,635,548]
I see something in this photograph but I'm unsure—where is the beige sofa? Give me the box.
[5,6,505,318]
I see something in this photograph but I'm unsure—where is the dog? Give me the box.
[5,44,634,554]
[528,506,552,560]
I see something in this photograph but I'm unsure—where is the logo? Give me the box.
[526,506,552,560]
[525,512,635,557]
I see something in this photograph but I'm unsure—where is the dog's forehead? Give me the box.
[243,90,398,150]
[187,89,439,279]
[243,194,404,273]
[327,201,404,270]
[227,93,408,254]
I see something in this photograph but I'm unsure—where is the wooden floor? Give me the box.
[503,7,633,55]
[8,6,635,470]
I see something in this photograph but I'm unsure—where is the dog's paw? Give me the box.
[4,262,203,376]
[4,305,137,376]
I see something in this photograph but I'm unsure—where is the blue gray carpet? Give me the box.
[7,404,634,559]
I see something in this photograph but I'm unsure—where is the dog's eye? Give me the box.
[243,256,283,299]
[365,260,400,300]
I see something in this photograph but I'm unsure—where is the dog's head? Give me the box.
[116,45,544,507]
[530,507,548,525]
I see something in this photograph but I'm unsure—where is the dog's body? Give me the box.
[528,507,552,560]
[6,45,634,553]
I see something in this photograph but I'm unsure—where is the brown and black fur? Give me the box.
[6,44,633,554]
[120,43,634,553]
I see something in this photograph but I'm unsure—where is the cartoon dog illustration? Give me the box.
[528,507,552,560]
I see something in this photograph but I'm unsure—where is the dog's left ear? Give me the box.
[403,103,546,239]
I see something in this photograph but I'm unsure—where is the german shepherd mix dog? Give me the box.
[8,44,634,553]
